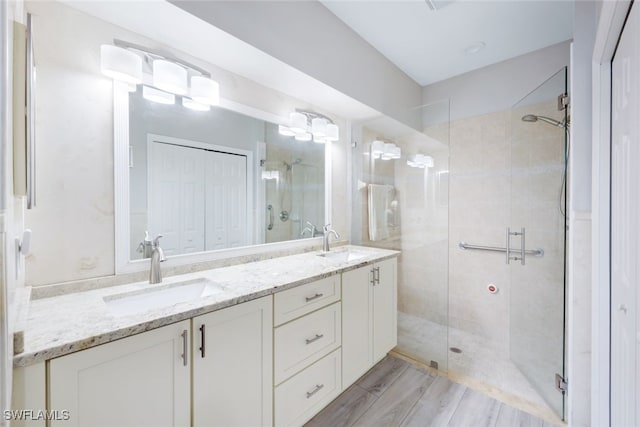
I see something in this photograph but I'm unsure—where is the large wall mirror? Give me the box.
[24,1,331,285]
[124,86,326,261]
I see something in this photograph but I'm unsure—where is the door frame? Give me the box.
[591,2,632,426]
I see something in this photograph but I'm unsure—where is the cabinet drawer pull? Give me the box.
[199,324,205,358]
[305,333,324,345]
[305,293,324,302]
[181,329,188,366]
[306,384,324,399]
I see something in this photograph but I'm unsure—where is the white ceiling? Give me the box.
[321,0,574,86]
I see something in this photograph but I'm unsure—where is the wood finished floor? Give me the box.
[305,355,559,427]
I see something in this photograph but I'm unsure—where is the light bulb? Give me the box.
[153,59,188,95]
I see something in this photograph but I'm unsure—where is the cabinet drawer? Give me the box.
[274,302,341,385]
[274,349,342,427]
[274,276,341,326]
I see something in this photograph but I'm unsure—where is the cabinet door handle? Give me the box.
[199,324,205,358]
[306,384,324,399]
[374,266,380,284]
[181,329,188,366]
[371,268,376,286]
[305,333,324,345]
[305,293,324,302]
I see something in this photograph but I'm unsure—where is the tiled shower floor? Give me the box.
[397,312,562,425]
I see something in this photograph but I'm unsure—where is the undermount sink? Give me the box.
[103,278,224,317]
[317,249,368,262]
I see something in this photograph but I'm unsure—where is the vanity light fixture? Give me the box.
[100,39,220,109]
[288,112,308,133]
[100,45,143,85]
[153,59,188,95]
[142,85,175,105]
[279,110,340,142]
[190,75,219,106]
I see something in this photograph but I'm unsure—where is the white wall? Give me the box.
[170,0,423,131]
[567,2,600,426]
[422,41,571,123]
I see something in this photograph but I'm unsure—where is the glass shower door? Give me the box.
[509,68,567,419]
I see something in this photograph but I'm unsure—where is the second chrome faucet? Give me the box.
[322,224,340,252]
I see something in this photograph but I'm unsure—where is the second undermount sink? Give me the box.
[317,249,368,263]
[103,278,224,317]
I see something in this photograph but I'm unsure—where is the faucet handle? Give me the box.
[323,223,331,233]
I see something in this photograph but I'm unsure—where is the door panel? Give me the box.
[205,151,248,250]
[149,142,205,255]
[611,4,639,425]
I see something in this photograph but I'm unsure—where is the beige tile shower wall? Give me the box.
[448,101,565,354]
[24,1,348,286]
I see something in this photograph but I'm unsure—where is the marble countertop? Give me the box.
[15,245,399,367]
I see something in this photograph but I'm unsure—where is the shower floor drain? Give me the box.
[449,347,462,354]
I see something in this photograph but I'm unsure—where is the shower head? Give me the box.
[521,114,567,129]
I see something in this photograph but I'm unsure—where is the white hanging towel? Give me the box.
[368,184,393,241]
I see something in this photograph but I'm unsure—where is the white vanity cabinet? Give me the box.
[192,296,272,427]
[47,296,273,427]
[49,320,191,427]
[342,257,397,388]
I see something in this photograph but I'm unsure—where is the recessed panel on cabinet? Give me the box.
[274,276,341,326]
[48,320,191,427]
[274,349,342,427]
[274,302,341,385]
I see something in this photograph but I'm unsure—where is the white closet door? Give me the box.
[611,3,640,426]
[149,143,205,255]
[205,151,247,250]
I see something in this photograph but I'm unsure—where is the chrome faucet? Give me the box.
[322,224,340,252]
[149,235,166,284]
[301,221,318,238]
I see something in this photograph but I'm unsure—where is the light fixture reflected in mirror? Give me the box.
[278,125,296,136]
[407,153,434,168]
[142,85,175,105]
[279,110,340,142]
[372,140,401,160]
[294,132,312,142]
[182,97,210,111]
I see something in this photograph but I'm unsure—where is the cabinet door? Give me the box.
[49,320,190,427]
[341,265,373,388]
[373,258,397,363]
[193,296,273,427]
